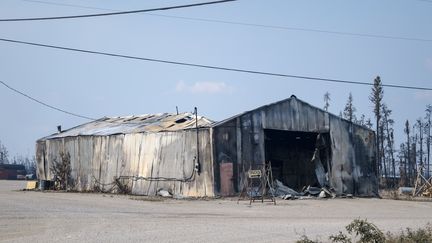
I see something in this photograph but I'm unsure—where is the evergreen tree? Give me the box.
[343,92,357,123]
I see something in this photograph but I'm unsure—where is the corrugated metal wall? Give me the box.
[36,129,214,197]
[213,96,378,196]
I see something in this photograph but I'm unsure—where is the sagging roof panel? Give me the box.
[41,113,213,140]
[212,95,373,132]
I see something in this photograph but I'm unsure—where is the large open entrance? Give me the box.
[264,129,331,191]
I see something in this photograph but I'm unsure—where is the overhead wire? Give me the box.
[0,80,96,120]
[1,37,431,91]
[0,79,212,131]
[20,0,432,43]
[0,0,236,22]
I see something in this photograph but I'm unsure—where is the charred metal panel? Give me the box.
[328,117,378,196]
[212,119,237,195]
[36,129,214,197]
[35,141,46,179]
[213,96,377,196]
[352,126,378,196]
[329,117,354,194]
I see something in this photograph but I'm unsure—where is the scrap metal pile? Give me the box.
[413,170,432,198]
[271,179,340,200]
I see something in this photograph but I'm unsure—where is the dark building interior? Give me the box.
[264,129,331,191]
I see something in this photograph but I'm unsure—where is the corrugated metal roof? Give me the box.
[41,113,213,140]
[212,95,374,132]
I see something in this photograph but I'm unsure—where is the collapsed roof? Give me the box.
[40,112,213,140]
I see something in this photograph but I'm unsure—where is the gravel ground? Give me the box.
[1,180,432,243]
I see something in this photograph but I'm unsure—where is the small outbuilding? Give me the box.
[36,96,378,197]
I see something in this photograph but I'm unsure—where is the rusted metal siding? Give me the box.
[36,129,214,197]
[212,119,238,196]
[213,96,378,196]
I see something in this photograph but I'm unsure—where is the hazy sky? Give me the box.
[0,0,431,158]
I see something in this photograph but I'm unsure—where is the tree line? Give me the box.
[0,139,36,174]
[325,76,431,187]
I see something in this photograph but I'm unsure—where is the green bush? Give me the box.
[329,231,352,243]
[296,235,318,243]
[297,219,432,243]
[344,219,385,243]
[386,224,432,243]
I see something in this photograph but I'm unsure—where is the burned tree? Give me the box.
[426,104,431,178]
[0,140,9,164]
[416,119,425,176]
[343,92,357,123]
[324,92,331,111]
[370,76,383,177]
[382,104,395,187]
[379,120,387,178]
[398,143,408,186]
[404,120,418,185]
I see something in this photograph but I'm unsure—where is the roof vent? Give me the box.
[57,125,62,133]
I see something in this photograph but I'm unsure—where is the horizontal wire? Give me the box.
[0,0,235,22]
[20,0,432,43]
[1,37,431,91]
[0,80,96,120]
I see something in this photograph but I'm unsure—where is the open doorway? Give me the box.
[264,129,331,191]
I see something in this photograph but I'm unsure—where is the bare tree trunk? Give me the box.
[405,120,412,185]
[376,118,381,179]
[380,126,387,182]
[427,119,431,178]
[411,140,417,186]
[419,121,424,176]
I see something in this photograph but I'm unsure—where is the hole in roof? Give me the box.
[175,118,188,123]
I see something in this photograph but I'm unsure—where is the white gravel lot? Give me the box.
[1,180,431,243]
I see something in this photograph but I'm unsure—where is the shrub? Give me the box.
[50,151,72,190]
[296,235,318,243]
[298,219,432,243]
[345,219,385,243]
[386,223,432,243]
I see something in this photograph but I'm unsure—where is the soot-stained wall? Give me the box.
[213,96,378,197]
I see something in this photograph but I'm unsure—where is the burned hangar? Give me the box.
[212,95,377,197]
[36,96,378,197]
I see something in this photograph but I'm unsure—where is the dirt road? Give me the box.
[1,180,431,242]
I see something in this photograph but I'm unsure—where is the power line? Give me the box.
[1,37,432,91]
[0,80,210,129]
[0,80,96,120]
[1,37,431,91]
[0,0,235,22]
[21,0,432,43]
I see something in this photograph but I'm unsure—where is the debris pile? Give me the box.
[271,179,337,200]
[412,165,432,198]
